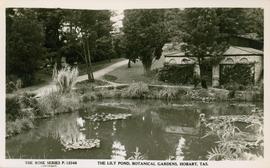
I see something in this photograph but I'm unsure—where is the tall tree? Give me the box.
[243,8,264,40]
[6,8,45,86]
[37,8,64,65]
[181,8,251,88]
[123,9,168,74]
[61,9,113,82]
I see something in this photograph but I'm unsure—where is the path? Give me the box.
[33,59,128,97]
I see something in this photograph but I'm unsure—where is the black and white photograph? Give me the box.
[1,0,269,167]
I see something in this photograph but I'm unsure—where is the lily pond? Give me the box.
[6,99,263,160]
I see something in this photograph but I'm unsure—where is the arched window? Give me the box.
[168,59,177,64]
[240,57,249,64]
[225,57,234,64]
[181,58,190,64]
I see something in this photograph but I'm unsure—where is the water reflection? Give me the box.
[111,140,127,160]
[175,137,185,160]
[6,99,261,159]
[111,121,117,136]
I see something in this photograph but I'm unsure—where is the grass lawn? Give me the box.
[102,56,166,84]
[78,58,125,75]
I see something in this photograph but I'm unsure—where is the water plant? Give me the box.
[53,65,79,94]
[158,87,179,100]
[124,82,149,98]
[37,91,80,117]
[37,90,62,116]
[128,147,145,160]
[204,107,264,160]
[6,118,34,137]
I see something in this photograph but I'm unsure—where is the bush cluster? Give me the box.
[157,65,195,84]
[220,64,254,86]
[53,66,79,94]
[124,82,150,98]
[6,93,37,137]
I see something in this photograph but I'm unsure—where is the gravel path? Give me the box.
[34,59,128,97]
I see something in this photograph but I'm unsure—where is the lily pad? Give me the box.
[84,113,132,122]
[209,115,259,123]
[61,139,100,151]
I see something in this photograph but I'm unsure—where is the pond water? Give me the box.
[6,99,262,160]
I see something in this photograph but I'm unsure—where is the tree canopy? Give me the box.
[6,8,114,85]
[123,9,168,73]
[179,8,263,88]
[6,9,45,85]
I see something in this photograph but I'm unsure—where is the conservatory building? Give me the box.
[162,43,263,87]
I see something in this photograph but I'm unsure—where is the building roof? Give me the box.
[164,44,263,57]
[224,46,263,55]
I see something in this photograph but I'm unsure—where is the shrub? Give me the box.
[6,95,20,121]
[53,66,79,94]
[6,81,17,93]
[204,108,264,160]
[158,87,179,100]
[6,118,34,137]
[124,82,149,98]
[20,117,34,130]
[103,74,117,82]
[37,91,80,116]
[37,91,61,116]
[57,93,80,113]
[220,64,254,86]
[18,92,38,109]
[157,65,194,84]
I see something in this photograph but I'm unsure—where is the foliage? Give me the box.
[6,8,46,86]
[61,9,113,81]
[124,82,149,98]
[6,118,34,137]
[243,9,264,40]
[123,9,168,74]
[53,66,79,93]
[163,9,184,42]
[103,75,118,82]
[128,147,145,160]
[37,91,62,116]
[158,87,180,100]
[6,92,37,137]
[6,96,21,121]
[180,8,259,88]
[220,64,254,86]
[6,8,115,86]
[6,79,23,93]
[37,91,81,117]
[112,33,127,59]
[157,65,194,84]
[204,107,264,160]
[6,93,37,121]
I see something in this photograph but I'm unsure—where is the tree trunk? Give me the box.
[83,39,94,82]
[143,62,152,76]
[198,57,207,89]
[142,55,153,76]
[86,39,94,82]
[128,59,131,68]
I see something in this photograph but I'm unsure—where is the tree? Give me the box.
[181,8,251,88]
[61,9,113,82]
[123,9,168,74]
[36,8,64,66]
[6,8,45,86]
[243,8,264,40]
